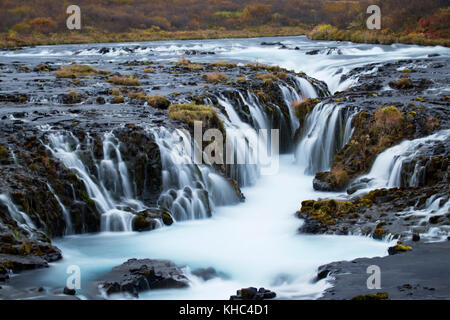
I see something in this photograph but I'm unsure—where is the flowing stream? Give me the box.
[2,36,450,299]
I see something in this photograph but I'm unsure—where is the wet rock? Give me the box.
[230,287,276,300]
[306,49,320,55]
[63,286,76,295]
[98,258,189,297]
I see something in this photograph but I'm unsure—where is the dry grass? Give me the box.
[211,61,237,68]
[168,103,225,134]
[255,72,278,85]
[108,75,141,86]
[202,72,229,84]
[55,64,108,78]
[374,106,404,133]
[142,67,155,73]
[127,91,147,101]
[147,95,170,109]
[111,87,121,96]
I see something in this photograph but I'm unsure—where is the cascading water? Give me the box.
[295,102,357,174]
[46,184,73,235]
[45,132,138,232]
[349,129,450,194]
[0,194,36,236]
[149,127,239,221]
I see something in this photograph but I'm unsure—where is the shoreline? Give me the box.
[317,240,450,300]
[2,26,449,50]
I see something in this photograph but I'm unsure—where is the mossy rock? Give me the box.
[147,95,170,109]
[162,211,174,226]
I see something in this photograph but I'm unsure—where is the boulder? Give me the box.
[230,287,276,300]
[99,258,189,297]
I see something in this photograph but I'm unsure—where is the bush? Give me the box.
[374,106,404,133]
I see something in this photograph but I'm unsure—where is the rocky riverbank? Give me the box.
[297,57,449,242]
[295,56,449,300]
[316,240,450,300]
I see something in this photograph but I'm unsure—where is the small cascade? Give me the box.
[149,127,239,221]
[47,184,73,235]
[0,194,36,235]
[349,129,450,193]
[45,132,138,232]
[216,96,262,186]
[295,102,357,174]
[279,84,301,134]
[294,77,319,99]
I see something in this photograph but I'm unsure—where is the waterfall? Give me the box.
[295,77,319,99]
[45,132,138,232]
[279,84,301,134]
[0,194,36,236]
[295,102,357,174]
[149,127,239,221]
[349,129,450,194]
[216,96,262,186]
[47,184,73,235]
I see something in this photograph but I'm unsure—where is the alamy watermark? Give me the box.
[66,5,81,30]
[169,121,280,176]
[66,264,81,290]
[366,5,381,30]
[366,265,381,289]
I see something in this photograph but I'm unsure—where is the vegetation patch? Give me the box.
[108,75,141,86]
[314,106,409,191]
[351,292,389,300]
[389,77,413,89]
[55,64,108,78]
[147,95,170,109]
[168,103,225,137]
[202,72,229,84]
[292,98,320,126]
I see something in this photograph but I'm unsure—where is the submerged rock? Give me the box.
[98,258,189,297]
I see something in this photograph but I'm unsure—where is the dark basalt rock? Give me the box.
[99,258,189,297]
[63,286,76,295]
[230,287,276,300]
